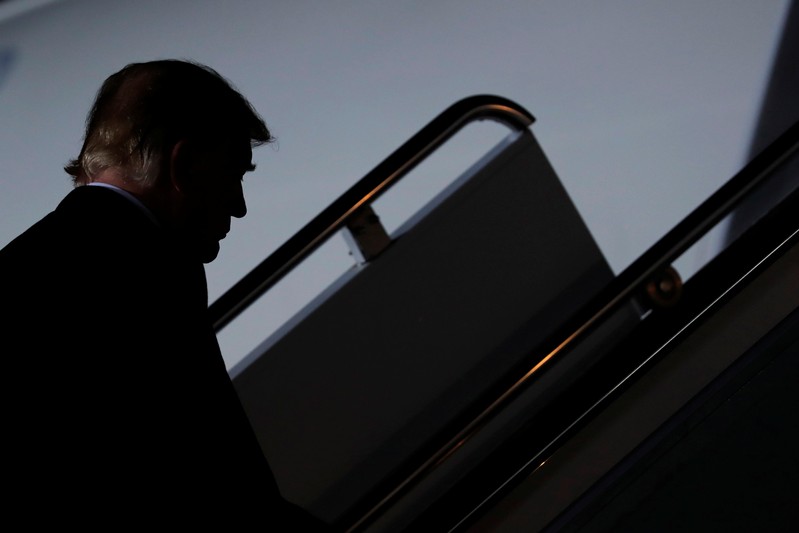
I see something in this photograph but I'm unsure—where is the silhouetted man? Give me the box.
[0,59,327,529]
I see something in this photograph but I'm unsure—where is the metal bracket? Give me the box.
[644,265,683,308]
[342,204,392,264]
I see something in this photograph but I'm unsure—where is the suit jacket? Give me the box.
[1,186,325,528]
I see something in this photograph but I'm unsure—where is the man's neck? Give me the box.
[90,168,175,227]
[87,182,161,226]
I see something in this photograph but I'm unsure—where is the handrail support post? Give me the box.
[343,204,392,264]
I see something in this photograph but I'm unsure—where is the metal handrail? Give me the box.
[211,89,798,529]
[210,95,535,332]
[341,119,799,531]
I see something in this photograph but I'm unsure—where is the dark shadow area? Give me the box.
[558,308,799,532]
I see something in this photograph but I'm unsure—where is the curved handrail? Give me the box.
[340,118,799,531]
[212,87,798,529]
[210,95,535,331]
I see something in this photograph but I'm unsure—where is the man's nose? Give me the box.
[231,189,247,218]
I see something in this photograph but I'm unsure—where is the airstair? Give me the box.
[210,95,799,532]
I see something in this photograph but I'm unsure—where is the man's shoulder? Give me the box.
[57,185,153,223]
[4,186,156,247]
[0,186,174,291]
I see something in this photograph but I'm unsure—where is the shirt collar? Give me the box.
[87,182,160,226]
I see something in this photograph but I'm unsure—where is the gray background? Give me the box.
[0,0,790,369]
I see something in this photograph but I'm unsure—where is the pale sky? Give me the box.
[0,0,790,369]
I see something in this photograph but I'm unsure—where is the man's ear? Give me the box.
[169,139,194,195]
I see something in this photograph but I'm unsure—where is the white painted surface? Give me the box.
[0,0,790,369]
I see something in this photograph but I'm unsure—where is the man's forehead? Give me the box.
[212,136,254,169]
[231,142,254,169]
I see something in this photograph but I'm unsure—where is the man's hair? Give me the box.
[65,59,272,186]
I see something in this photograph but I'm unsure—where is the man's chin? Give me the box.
[199,242,221,263]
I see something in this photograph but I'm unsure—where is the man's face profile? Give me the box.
[177,138,254,263]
